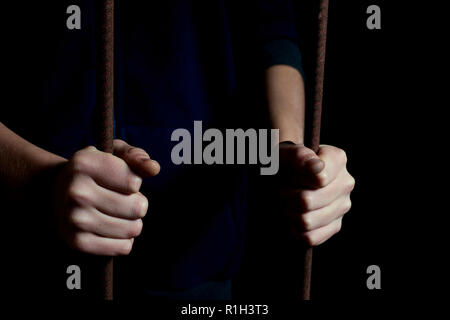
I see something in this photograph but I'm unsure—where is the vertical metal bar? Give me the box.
[96,0,114,300]
[302,0,329,300]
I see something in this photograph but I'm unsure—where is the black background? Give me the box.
[0,0,438,309]
[235,0,433,303]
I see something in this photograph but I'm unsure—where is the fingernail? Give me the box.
[151,160,161,172]
[140,198,149,217]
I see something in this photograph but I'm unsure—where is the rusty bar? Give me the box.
[302,0,329,300]
[95,0,114,300]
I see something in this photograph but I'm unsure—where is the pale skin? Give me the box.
[52,141,160,255]
[266,65,355,246]
[0,65,354,255]
[0,123,160,256]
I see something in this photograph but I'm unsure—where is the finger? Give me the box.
[279,143,325,188]
[70,232,134,256]
[113,139,161,178]
[291,218,342,246]
[67,174,148,219]
[68,207,143,239]
[296,196,351,232]
[71,146,142,194]
[280,168,353,212]
[314,145,348,188]
[280,143,324,173]
[92,185,148,219]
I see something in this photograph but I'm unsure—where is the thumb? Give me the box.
[279,142,324,186]
[113,139,161,178]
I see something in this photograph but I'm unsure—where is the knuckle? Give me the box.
[300,214,314,231]
[71,232,87,251]
[135,219,144,236]
[346,176,356,193]
[316,171,328,187]
[104,152,125,173]
[334,219,343,234]
[118,240,133,255]
[337,148,347,164]
[133,194,148,218]
[300,192,314,211]
[342,198,352,214]
[127,147,139,154]
[71,152,91,173]
[295,147,315,163]
[127,219,143,238]
[303,233,317,247]
[68,210,91,230]
[67,181,90,205]
[294,147,306,159]
[127,147,146,157]
[128,175,142,193]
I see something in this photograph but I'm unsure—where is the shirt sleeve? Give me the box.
[255,0,304,76]
[262,38,304,77]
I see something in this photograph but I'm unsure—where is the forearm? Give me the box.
[265,65,305,144]
[0,122,66,191]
